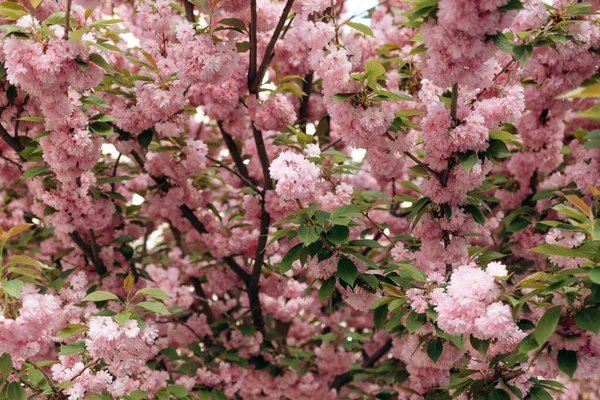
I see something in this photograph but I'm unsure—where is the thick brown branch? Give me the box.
[249,0,295,94]
[299,72,314,132]
[183,0,195,23]
[248,0,258,91]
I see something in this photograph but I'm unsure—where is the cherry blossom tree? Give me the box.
[0,0,599,399]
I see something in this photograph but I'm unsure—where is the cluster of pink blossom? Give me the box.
[269,150,321,200]
[420,0,517,89]
[0,0,599,399]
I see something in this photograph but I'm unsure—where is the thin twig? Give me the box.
[207,155,262,193]
[404,151,442,180]
[320,137,341,152]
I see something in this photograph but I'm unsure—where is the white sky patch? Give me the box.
[351,148,366,163]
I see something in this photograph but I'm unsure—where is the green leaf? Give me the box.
[500,0,524,10]
[326,225,350,245]
[211,389,228,400]
[56,324,89,338]
[137,129,153,149]
[76,59,89,72]
[337,258,358,286]
[345,21,374,37]
[491,389,511,400]
[58,341,86,356]
[373,305,388,329]
[88,53,116,73]
[332,93,355,104]
[28,368,43,385]
[557,349,577,379]
[169,384,190,398]
[330,205,363,219]
[92,113,118,122]
[589,268,600,284]
[426,338,443,363]
[298,225,319,245]
[21,165,51,181]
[348,239,383,248]
[43,11,66,25]
[135,287,170,300]
[457,151,478,172]
[136,301,170,314]
[470,336,490,355]
[17,116,45,123]
[127,390,150,400]
[0,353,13,378]
[513,44,534,64]
[406,311,426,333]
[81,95,110,109]
[218,17,247,32]
[7,382,26,400]
[534,306,561,346]
[577,104,600,122]
[280,243,303,274]
[318,277,336,302]
[365,59,386,82]
[0,2,28,20]
[491,32,514,54]
[89,121,113,136]
[83,291,120,302]
[487,139,511,158]
[575,307,600,333]
[2,279,24,297]
[529,385,554,400]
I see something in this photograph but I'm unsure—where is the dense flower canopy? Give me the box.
[0,0,599,399]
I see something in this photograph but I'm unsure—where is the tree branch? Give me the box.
[64,0,72,39]
[248,0,258,91]
[0,123,24,154]
[217,121,251,182]
[178,204,251,283]
[299,72,314,132]
[69,232,107,275]
[248,0,295,94]
[183,0,195,23]
[330,339,393,391]
[207,155,261,193]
